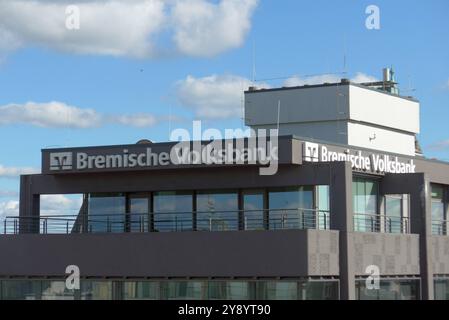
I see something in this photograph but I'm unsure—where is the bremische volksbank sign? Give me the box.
[303,142,416,174]
[44,138,282,176]
[43,138,417,176]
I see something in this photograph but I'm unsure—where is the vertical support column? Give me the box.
[19,175,40,234]
[330,161,355,300]
[382,173,434,300]
[417,177,434,300]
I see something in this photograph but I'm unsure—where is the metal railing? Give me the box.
[3,209,330,235]
[432,220,448,236]
[353,213,410,234]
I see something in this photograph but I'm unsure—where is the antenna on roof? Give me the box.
[252,38,257,83]
[276,100,281,133]
[343,34,348,75]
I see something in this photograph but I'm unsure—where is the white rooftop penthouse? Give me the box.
[244,70,420,157]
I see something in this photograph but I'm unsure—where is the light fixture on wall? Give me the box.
[369,133,377,142]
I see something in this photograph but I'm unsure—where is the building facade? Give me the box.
[0,78,448,300]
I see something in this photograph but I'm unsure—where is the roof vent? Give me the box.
[136,139,153,144]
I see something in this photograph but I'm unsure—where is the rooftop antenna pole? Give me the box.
[277,100,281,133]
[252,38,256,83]
[343,34,347,76]
[168,103,172,141]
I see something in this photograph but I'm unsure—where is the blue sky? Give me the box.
[0,0,448,219]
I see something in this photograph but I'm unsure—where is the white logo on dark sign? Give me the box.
[304,142,319,162]
[50,152,73,171]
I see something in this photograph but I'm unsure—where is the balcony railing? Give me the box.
[353,213,410,234]
[3,208,330,235]
[432,220,448,236]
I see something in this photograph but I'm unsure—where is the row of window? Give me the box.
[353,177,448,235]
[0,280,338,300]
[3,278,448,300]
[32,179,446,235]
[82,186,330,233]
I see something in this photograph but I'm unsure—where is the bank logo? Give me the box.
[304,142,319,162]
[50,152,73,171]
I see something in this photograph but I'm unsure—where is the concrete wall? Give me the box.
[349,232,420,276]
[245,85,350,127]
[349,85,420,134]
[0,230,339,278]
[347,122,416,156]
[250,122,348,145]
[307,230,339,276]
[432,236,449,274]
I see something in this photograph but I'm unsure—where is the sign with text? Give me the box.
[303,141,416,174]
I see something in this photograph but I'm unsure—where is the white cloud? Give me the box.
[0,164,39,178]
[176,74,255,119]
[0,195,82,229]
[0,0,258,59]
[283,72,378,87]
[428,139,449,151]
[172,0,258,57]
[0,101,159,128]
[351,72,378,83]
[0,190,19,198]
[0,0,166,58]
[283,74,341,87]
[40,194,83,216]
[0,101,101,128]
[0,200,19,221]
[176,71,378,120]
[113,114,157,128]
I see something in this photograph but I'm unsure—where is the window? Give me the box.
[128,194,149,232]
[434,278,449,300]
[153,191,193,232]
[355,278,420,300]
[353,177,379,232]
[163,281,207,300]
[431,185,446,235]
[123,281,160,300]
[41,281,75,300]
[302,281,339,300]
[1,280,41,300]
[268,187,314,229]
[257,281,299,300]
[196,191,238,231]
[208,282,254,300]
[385,195,408,234]
[242,190,264,230]
[317,185,330,229]
[80,281,112,300]
[88,193,126,233]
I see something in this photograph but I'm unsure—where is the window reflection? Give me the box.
[196,191,238,231]
[355,279,420,300]
[431,185,446,235]
[41,281,75,300]
[123,281,160,300]
[385,195,404,233]
[268,187,314,229]
[243,190,264,230]
[153,191,193,232]
[88,193,126,233]
[129,195,149,232]
[353,178,379,232]
[1,280,41,300]
[80,281,112,300]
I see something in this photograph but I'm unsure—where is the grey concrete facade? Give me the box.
[1,136,449,300]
